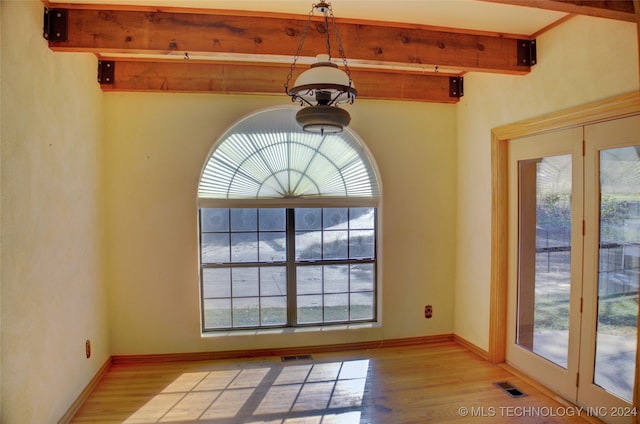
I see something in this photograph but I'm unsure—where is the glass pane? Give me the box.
[201,208,229,232]
[204,298,231,329]
[295,208,321,230]
[201,233,230,264]
[233,297,259,327]
[324,230,348,260]
[349,230,375,259]
[324,208,348,229]
[232,267,259,297]
[231,233,258,262]
[594,146,639,402]
[259,232,286,262]
[259,208,285,231]
[297,295,323,324]
[350,292,374,320]
[261,296,287,326]
[324,265,348,293]
[351,264,374,292]
[296,231,321,260]
[260,267,287,296]
[350,208,374,229]
[517,155,572,369]
[202,268,231,298]
[324,294,348,322]
[231,208,257,231]
[297,266,322,295]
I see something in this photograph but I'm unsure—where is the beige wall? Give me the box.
[104,94,457,354]
[454,15,640,351]
[1,1,110,423]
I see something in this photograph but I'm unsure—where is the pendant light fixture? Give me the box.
[285,2,357,135]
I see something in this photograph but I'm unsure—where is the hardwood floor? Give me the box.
[71,341,598,423]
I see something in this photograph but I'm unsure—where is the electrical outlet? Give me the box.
[85,339,91,359]
[424,304,433,319]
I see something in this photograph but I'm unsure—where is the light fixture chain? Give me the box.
[328,3,352,82]
[285,5,315,95]
[324,12,331,61]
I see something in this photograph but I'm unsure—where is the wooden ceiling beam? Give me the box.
[45,6,532,75]
[97,59,461,103]
[482,0,637,22]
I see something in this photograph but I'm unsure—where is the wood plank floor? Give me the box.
[71,341,598,423]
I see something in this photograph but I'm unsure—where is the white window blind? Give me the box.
[198,108,380,203]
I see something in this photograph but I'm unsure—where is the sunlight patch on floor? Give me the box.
[122,360,369,423]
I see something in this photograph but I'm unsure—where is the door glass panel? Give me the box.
[517,155,572,368]
[594,146,639,402]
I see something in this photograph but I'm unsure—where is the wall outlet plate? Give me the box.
[425,304,433,319]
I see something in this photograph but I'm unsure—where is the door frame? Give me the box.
[489,90,640,406]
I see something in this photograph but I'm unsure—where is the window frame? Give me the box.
[197,107,382,333]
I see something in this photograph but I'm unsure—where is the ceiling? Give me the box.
[43,0,638,102]
[49,0,570,35]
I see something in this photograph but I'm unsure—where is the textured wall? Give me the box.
[1,2,109,422]
[103,93,457,354]
[454,15,639,351]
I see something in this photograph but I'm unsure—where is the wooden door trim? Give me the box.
[488,90,640,364]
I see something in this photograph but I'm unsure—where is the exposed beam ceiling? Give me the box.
[43,0,637,103]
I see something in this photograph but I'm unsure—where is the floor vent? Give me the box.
[281,354,313,362]
[494,381,527,398]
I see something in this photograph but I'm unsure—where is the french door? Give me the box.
[507,115,639,423]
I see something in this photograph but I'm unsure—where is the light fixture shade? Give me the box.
[296,105,351,134]
[288,54,357,106]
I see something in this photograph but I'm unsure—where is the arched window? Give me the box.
[198,107,381,331]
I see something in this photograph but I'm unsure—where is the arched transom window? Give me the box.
[198,107,380,331]
[199,107,379,201]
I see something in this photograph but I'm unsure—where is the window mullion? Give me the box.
[286,208,297,326]
[228,208,235,328]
